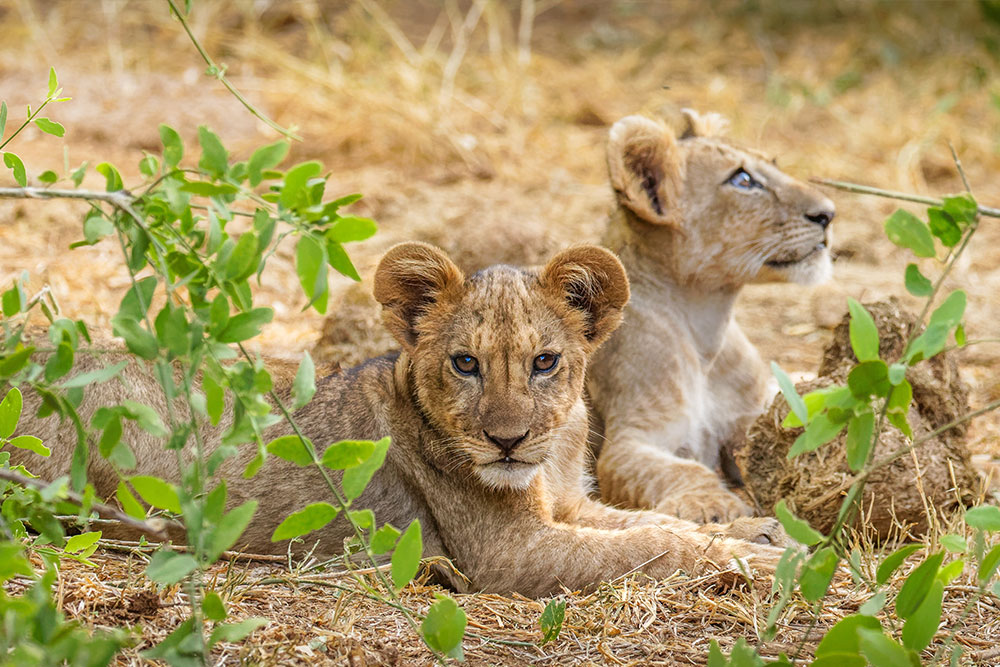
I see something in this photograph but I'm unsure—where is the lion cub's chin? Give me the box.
[758,248,833,286]
[474,461,542,491]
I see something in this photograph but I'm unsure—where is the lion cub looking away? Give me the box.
[10,243,786,597]
[591,111,836,523]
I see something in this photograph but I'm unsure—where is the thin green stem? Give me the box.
[0,98,50,151]
[814,179,1000,218]
[164,0,302,141]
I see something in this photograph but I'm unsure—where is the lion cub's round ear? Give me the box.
[373,242,464,349]
[607,115,684,227]
[679,108,730,140]
[541,246,630,347]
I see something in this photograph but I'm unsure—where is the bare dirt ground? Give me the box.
[2,1,1000,664]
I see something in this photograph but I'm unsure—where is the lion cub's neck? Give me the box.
[604,210,740,364]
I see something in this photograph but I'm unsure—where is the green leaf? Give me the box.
[179,181,239,196]
[296,235,328,314]
[122,400,168,437]
[47,67,58,96]
[845,411,875,472]
[816,613,882,656]
[83,212,115,243]
[965,505,1000,531]
[208,618,268,647]
[421,594,466,660]
[370,523,401,555]
[64,530,102,554]
[4,152,26,186]
[859,591,887,616]
[96,162,123,191]
[139,154,159,178]
[119,275,157,321]
[321,440,375,470]
[799,546,839,601]
[342,436,390,501]
[0,346,34,380]
[202,591,227,621]
[146,550,198,585]
[7,435,50,456]
[217,307,273,343]
[884,209,936,258]
[774,500,823,546]
[810,656,865,667]
[2,285,22,316]
[0,387,23,439]
[279,160,322,209]
[38,169,57,183]
[978,544,1000,584]
[116,481,146,519]
[927,207,961,247]
[130,475,182,513]
[141,618,196,662]
[886,379,913,439]
[207,500,258,562]
[888,362,907,386]
[292,352,316,410]
[0,101,7,138]
[877,544,922,586]
[539,598,566,645]
[847,298,879,362]
[787,413,845,459]
[942,193,978,225]
[271,502,339,541]
[937,558,964,585]
[847,360,891,400]
[226,232,260,282]
[33,117,65,137]
[939,534,967,553]
[896,551,945,619]
[112,317,159,360]
[59,359,128,389]
[391,520,423,590]
[328,215,377,243]
[197,126,228,178]
[902,579,943,652]
[204,374,224,426]
[159,124,183,168]
[248,140,289,187]
[928,289,967,329]
[326,240,362,281]
[771,362,808,425]
[70,161,87,186]
[857,629,915,667]
[265,434,314,466]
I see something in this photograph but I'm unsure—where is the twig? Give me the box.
[164,0,301,141]
[0,469,174,541]
[357,0,421,67]
[517,0,535,66]
[440,0,487,104]
[813,179,1000,218]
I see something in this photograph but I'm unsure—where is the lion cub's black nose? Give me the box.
[805,207,835,229]
[485,430,529,455]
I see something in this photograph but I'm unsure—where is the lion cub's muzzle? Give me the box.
[484,430,529,461]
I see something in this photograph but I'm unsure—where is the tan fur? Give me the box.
[7,243,787,597]
[591,112,836,523]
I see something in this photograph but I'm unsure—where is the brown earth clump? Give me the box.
[736,298,980,539]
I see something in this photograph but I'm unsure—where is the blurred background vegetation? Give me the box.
[2,0,1000,457]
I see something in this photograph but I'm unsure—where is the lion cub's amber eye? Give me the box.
[533,353,559,374]
[452,354,479,376]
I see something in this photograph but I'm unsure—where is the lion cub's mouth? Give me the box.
[765,242,826,269]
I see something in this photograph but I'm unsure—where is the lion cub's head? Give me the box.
[374,242,628,490]
[607,110,835,289]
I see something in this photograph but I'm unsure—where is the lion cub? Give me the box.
[11,243,786,596]
[590,111,836,523]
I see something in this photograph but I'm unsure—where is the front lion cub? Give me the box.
[11,243,785,596]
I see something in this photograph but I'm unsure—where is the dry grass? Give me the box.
[3,0,1000,663]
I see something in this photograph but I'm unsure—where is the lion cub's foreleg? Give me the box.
[595,433,752,523]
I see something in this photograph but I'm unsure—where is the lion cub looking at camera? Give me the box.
[11,243,786,597]
[590,111,836,523]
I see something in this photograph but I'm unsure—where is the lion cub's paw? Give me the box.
[655,488,753,524]
[703,517,794,548]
